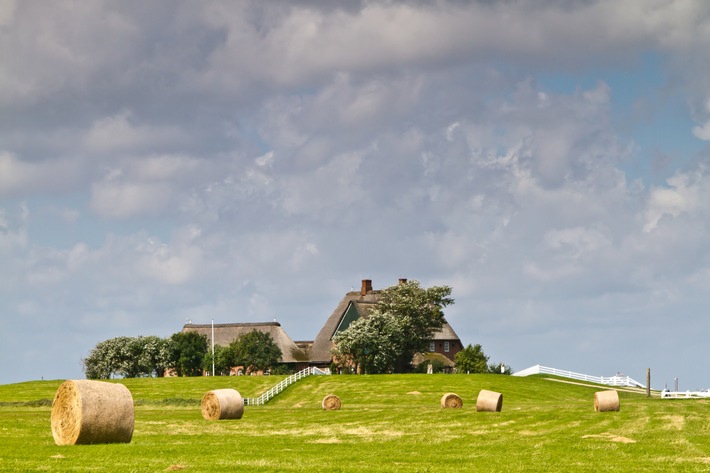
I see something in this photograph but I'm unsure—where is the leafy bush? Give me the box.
[270,364,294,375]
[83,335,172,379]
[454,343,489,374]
[228,330,282,373]
[413,359,446,373]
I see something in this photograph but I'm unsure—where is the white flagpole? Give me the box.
[211,318,215,376]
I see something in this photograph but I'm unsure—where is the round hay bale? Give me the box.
[322,394,342,410]
[476,389,503,412]
[594,390,620,412]
[440,392,463,408]
[201,389,244,420]
[51,380,134,446]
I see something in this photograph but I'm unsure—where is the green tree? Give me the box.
[83,338,120,379]
[115,336,146,378]
[137,336,171,377]
[488,362,513,375]
[228,330,282,373]
[82,336,138,379]
[332,312,403,374]
[202,344,234,376]
[333,280,454,374]
[168,331,209,376]
[454,343,489,374]
[83,335,175,379]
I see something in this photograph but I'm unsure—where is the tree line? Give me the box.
[83,280,510,378]
[82,329,283,379]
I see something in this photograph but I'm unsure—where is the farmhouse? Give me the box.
[181,278,462,372]
[182,322,311,371]
[309,279,462,369]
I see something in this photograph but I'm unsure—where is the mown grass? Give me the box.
[0,374,708,472]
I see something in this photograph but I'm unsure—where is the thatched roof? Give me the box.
[309,280,461,364]
[182,322,309,363]
[431,321,461,341]
[412,352,456,368]
[309,290,380,363]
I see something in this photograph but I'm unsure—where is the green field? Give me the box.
[1,374,708,472]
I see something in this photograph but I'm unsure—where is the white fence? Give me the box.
[514,365,646,389]
[660,390,710,399]
[244,366,329,406]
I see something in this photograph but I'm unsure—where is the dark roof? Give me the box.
[182,322,309,363]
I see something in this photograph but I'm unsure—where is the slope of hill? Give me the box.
[1,374,707,472]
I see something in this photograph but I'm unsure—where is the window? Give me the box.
[444,341,450,353]
[429,342,435,352]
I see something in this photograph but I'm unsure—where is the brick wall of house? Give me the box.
[428,339,462,361]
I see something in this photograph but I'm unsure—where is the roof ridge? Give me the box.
[184,322,281,328]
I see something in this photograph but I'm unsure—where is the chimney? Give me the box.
[398,278,408,285]
[361,279,372,296]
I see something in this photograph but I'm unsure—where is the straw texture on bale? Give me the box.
[201,389,244,420]
[50,380,134,446]
[594,390,620,412]
[321,394,342,410]
[440,392,463,408]
[476,389,503,412]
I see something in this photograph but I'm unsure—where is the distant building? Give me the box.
[309,278,463,369]
[181,322,310,371]
[182,278,463,373]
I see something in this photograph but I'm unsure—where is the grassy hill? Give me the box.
[1,374,708,472]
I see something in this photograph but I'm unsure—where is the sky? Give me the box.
[1,0,709,390]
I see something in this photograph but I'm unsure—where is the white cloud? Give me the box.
[0,0,15,27]
[0,152,85,196]
[66,242,92,271]
[543,226,612,260]
[691,98,710,140]
[280,151,365,217]
[135,242,201,285]
[692,120,710,140]
[83,111,184,154]
[643,171,701,232]
[14,224,213,295]
[88,154,208,219]
[522,260,581,284]
[3,0,710,390]
[50,206,81,224]
[146,239,204,286]
[0,0,705,106]
[445,122,460,142]
[131,154,201,181]
[0,203,28,253]
[90,178,173,219]
[24,243,97,286]
[0,1,141,105]
[195,1,709,92]
[255,151,274,168]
